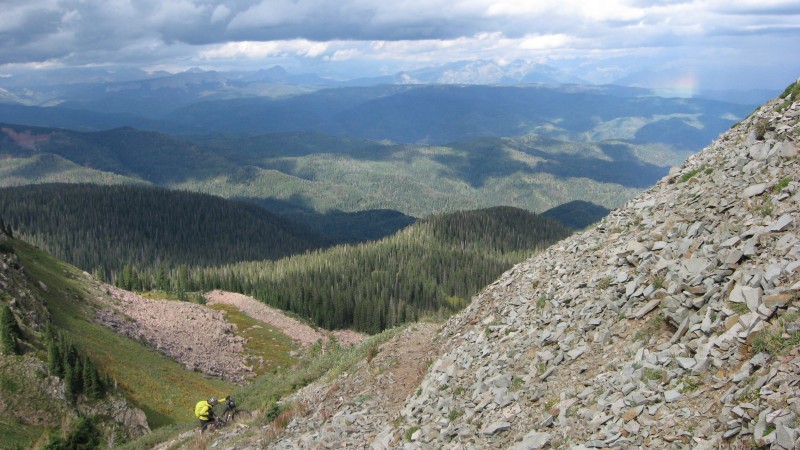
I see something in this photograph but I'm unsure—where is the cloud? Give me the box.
[0,0,797,90]
[210,5,231,24]
[199,39,332,60]
[518,34,574,50]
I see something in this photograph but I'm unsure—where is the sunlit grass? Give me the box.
[207,303,298,376]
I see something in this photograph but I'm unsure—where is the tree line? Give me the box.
[0,184,327,273]
[112,207,571,333]
[2,184,571,334]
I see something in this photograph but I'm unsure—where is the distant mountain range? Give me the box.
[0,82,752,150]
[0,63,763,231]
[0,60,775,112]
[347,60,588,86]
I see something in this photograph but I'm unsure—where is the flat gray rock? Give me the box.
[480,420,512,436]
[741,183,768,198]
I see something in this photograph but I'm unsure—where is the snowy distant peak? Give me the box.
[394,59,586,85]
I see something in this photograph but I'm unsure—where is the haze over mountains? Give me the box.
[0,61,781,106]
[0,62,758,232]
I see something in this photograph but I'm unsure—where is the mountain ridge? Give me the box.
[217,80,800,448]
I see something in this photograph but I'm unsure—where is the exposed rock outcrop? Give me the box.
[268,84,800,448]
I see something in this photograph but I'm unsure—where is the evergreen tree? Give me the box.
[65,416,101,449]
[71,357,84,396]
[94,266,106,283]
[64,364,76,401]
[47,330,64,377]
[177,264,189,300]
[156,265,170,292]
[1,304,20,355]
[45,416,101,449]
[0,217,12,238]
[119,265,133,291]
[61,340,80,400]
[82,358,103,399]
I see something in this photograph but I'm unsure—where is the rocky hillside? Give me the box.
[237,82,800,449]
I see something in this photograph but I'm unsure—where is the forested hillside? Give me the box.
[161,207,572,333]
[541,200,610,229]
[0,182,570,333]
[0,123,666,217]
[167,84,750,148]
[0,184,327,275]
[0,123,231,184]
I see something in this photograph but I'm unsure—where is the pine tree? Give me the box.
[1,304,20,355]
[94,266,106,283]
[82,357,103,398]
[46,328,64,377]
[177,264,189,300]
[156,265,169,292]
[61,340,80,399]
[119,265,133,290]
[71,357,84,395]
[65,416,101,449]
[0,217,12,238]
[64,364,76,401]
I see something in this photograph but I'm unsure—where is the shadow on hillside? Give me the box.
[238,196,416,245]
[432,139,669,189]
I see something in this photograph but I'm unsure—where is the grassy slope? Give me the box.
[0,421,44,449]
[208,304,297,376]
[0,356,51,449]
[10,239,296,428]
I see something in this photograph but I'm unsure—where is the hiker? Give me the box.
[195,396,227,432]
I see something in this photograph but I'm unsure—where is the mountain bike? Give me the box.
[213,396,252,429]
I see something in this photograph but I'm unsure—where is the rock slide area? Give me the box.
[204,290,366,347]
[95,288,365,382]
[96,286,253,381]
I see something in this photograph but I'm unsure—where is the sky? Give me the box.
[1,0,799,91]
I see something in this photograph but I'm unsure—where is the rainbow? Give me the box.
[654,72,698,98]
